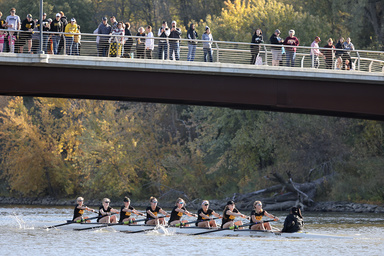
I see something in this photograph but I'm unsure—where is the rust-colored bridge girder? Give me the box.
[0,55,383,120]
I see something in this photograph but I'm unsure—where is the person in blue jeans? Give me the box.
[283,29,299,67]
[202,26,213,62]
[169,20,181,60]
[157,21,170,60]
[50,13,63,55]
[187,23,198,61]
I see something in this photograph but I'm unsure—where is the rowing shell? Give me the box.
[46,221,351,239]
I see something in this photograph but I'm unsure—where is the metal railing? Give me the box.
[1,29,384,73]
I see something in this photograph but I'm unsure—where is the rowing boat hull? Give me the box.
[46,222,351,239]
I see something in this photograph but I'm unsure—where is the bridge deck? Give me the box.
[0,54,383,120]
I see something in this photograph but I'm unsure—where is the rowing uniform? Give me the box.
[119,205,135,223]
[72,204,85,221]
[196,208,214,226]
[145,205,162,224]
[98,205,112,222]
[221,208,239,228]
[249,209,265,229]
[168,206,186,224]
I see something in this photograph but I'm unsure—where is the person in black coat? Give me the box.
[123,22,133,58]
[281,206,304,233]
[250,28,263,64]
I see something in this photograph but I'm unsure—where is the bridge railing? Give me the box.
[1,29,384,73]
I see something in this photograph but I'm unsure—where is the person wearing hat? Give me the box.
[249,200,279,230]
[64,18,79,55]
[169,20,182,60]
[281,206,304,233]
[97,17,112,57]
[119,197,144,224]
[269,29,284,66]
[221,200,249,229]
[36,13,50,52]
[283,29,300,67]
[57,11,68,54]
[202,26,213,62]
[310,36,324,68]
[18,14,35,53]
[50,13,63,54]
[157,21,170,60]
[196,200,221,228]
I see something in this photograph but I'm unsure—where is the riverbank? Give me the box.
[1,196,383,213]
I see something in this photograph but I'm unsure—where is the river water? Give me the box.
[1,205,383,255]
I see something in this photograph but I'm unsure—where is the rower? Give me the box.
[119,196,144,224]
[221,200,249,229]
[281,206,304,233]
[168,198,197,227]
[145,196,168,225]
[196,200,221,228]
[72,197,97,223]
[97,198,120,223]
[249,200,278,230]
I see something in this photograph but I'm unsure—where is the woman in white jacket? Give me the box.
[145,25,154,59]
[202,26,213,62]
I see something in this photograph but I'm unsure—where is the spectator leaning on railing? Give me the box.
[269,29,284,66]
[18,14,34,54]
[310,36,324,68]
[322,38,335,69]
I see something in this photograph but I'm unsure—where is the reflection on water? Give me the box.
[1,205,383,255]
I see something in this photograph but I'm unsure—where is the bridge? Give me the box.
[0,32,383,120]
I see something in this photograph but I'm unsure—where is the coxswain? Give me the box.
[168,198,197,227]
[221,200,249,229]
[97,198,120,223]
[196,200,221,227]
[119,196,144,224]
[281,206,304,233]
[145,196,168,225]
[249,200,278,230]
[72,197,97,223]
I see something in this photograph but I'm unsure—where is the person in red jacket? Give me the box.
[283,29,299,67]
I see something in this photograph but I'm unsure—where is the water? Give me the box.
[1,205,383,255]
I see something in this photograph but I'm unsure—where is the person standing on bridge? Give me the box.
[136,26,146,59]
[97,17,112,57]
[50,13,63,55]
[187,23,198,61]
[283,29,299,67]
[145,25,154,59]
[250,28,264,65]
[322,38,335,69]
[169,20,182,61]
[270,29,283,66]
[310,36,323,68]
[158,21,170,60]
[18,14,34,54]
[64,18,79,55]
[202,26,213,62]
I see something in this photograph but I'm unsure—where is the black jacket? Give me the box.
[282,214,304,233]
[187,24,198,45]
[251,33,263,52]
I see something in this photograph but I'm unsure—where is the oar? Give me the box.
[74,217,147,231]
[46,215,99,229]
[122,215,168,234]
[190,219,276,236]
